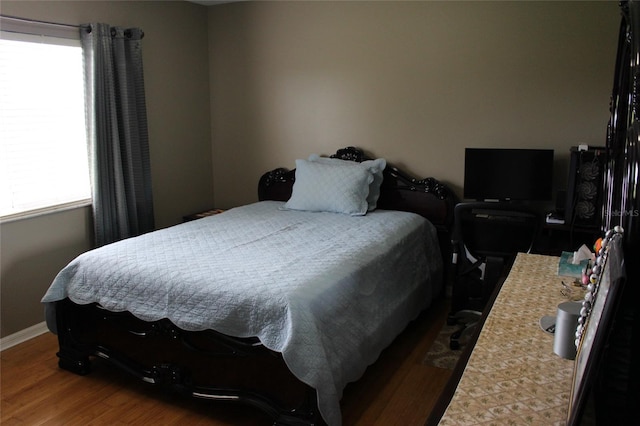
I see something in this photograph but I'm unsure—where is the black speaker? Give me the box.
[564,146,606,228]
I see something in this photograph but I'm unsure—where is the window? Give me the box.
[0,26,91,221]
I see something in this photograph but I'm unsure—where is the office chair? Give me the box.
[448,202,540,349]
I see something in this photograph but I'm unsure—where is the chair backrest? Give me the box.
[452,202,540,260]
[450,202,540,312]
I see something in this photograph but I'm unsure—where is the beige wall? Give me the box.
[209,1,620,207]
[0,1,212,337]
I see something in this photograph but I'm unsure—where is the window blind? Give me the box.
[0,21,91,220]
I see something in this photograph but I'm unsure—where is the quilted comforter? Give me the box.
[42,201,442,425]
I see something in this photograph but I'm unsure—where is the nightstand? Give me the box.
[182,208,224,222]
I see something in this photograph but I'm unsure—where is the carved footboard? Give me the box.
[55,299,322,425]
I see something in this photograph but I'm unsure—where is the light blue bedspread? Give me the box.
[42,201,442,425]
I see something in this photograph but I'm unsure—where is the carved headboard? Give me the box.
[257,147,458,271]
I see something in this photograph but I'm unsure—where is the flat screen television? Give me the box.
[463,148,554,201]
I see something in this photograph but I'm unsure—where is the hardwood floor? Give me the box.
[1,298,452,425]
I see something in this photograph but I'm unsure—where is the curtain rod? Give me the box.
[0,15,144,38]
[0,14,81,29]
[0,15,144,40]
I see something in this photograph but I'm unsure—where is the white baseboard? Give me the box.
[0,321,49,351]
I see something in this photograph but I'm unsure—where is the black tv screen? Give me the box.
[463,148,554,201]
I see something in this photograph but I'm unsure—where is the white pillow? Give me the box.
[308,154,386,211]
[283,159,373,216]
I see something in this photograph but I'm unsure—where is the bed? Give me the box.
[42,147,456,426]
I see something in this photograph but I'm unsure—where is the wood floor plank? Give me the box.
[372,365,452,426]
[1,297,454,425]
[340,300,452,425]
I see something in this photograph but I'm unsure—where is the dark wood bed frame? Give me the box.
[53,147,457,425]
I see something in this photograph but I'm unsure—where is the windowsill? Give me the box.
[0,199,92,224]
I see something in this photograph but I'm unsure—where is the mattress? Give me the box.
[42,200,442,425]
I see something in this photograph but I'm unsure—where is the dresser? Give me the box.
[438,253,577,425]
